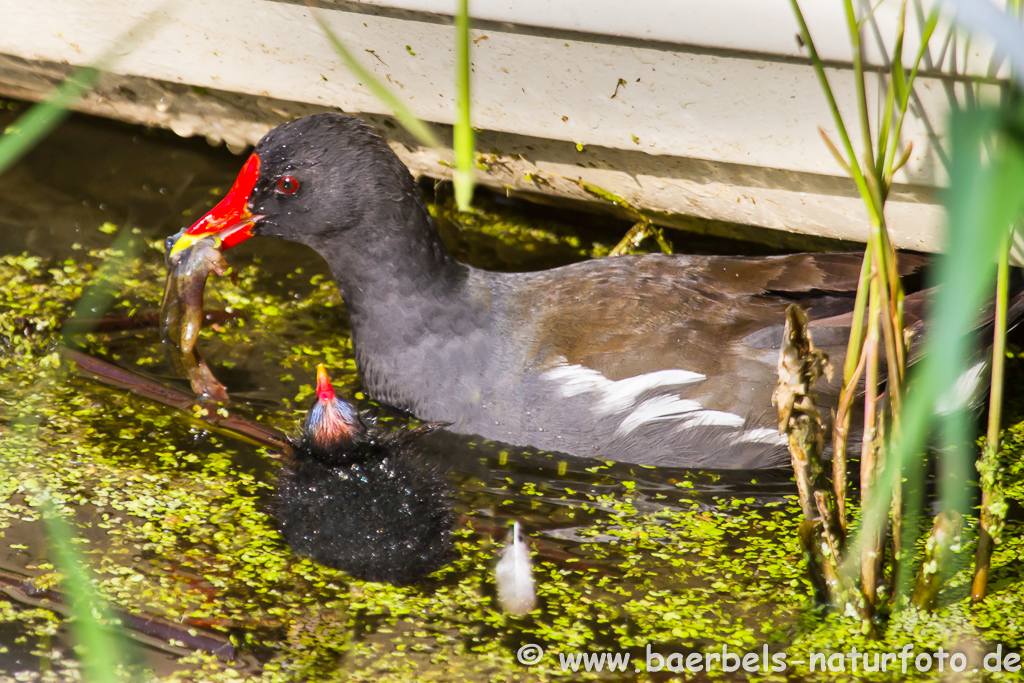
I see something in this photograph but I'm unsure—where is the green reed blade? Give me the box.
[41,501,127,683]
[0,4,167,175]
[844,106,1024,599]
[0,67,101,173]
[313,12,440,149]
[453,0,475,210]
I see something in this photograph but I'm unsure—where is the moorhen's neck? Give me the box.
[320,192,469,313]
[309,180,496,416]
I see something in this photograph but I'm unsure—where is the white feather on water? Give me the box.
[495,521,536,616]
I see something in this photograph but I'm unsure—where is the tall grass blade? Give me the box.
[0,68,101,172]
[790,0,878,225]
[0,4,167,174]
[41,502,127,683]
[843,0,875,174]
[884,8,940,181]
[946,0,1024,87]
[846,106,1024,598]
[63,227,140,339]
[312,12,440,149]
[0,232,140,679]
[0,13,166,679]
[453,0,475,210]
[41,227,140,679]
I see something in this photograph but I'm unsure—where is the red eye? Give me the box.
[276,176,299,194]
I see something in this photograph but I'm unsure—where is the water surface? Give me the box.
[2,110,1019,682]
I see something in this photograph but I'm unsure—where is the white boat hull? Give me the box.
[0,0,1015,253]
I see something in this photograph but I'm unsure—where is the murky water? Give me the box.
[6,110,1017,682]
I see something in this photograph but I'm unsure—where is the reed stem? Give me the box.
[972,225,1013,602]
[453,0,475,210]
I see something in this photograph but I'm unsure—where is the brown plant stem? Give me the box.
[798,520,836,604]
[891,438,903,597]
[608,220,671,256]
[774,305,849,603]
[973,526,995,604]
[58,346,296,457]
[62,309,242,334]
[875,246,906,417]
[0,566,237,660]
[833,347,867,534]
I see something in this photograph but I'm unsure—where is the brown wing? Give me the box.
[510,252,926,374]
[504,251,927,429]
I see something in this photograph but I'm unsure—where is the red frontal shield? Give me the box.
[169,153,262,256]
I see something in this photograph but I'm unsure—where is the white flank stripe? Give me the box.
[595,370,707,413]
[678,410,746,428]
[616,396,703,436]
[542,364,610,398]
[732,427,787,446]
[935,360,987,415]
[542,362,705,415]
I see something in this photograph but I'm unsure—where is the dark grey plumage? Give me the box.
[277,447,454,585]
[233,113,941,468]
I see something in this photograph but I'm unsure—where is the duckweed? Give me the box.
[3,215,1024,682]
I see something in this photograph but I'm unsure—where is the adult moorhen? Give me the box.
[276,364,454,584]
[170,113,931,469]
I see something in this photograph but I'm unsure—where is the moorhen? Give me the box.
[276,364,454,584]
[170,113,934,469]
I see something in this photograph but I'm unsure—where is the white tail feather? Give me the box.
[495,522,536,616]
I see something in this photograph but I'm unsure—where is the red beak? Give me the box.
[316,364,336,402]
[169,153,263,256]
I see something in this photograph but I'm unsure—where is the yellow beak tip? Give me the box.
[169,232,201,258]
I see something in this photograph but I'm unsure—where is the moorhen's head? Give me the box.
[301,363,367,466]
[168,113,426,258]
[277,365,455,585]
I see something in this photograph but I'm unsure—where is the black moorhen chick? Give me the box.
[170,113,934,469]
[276,364,454,584]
